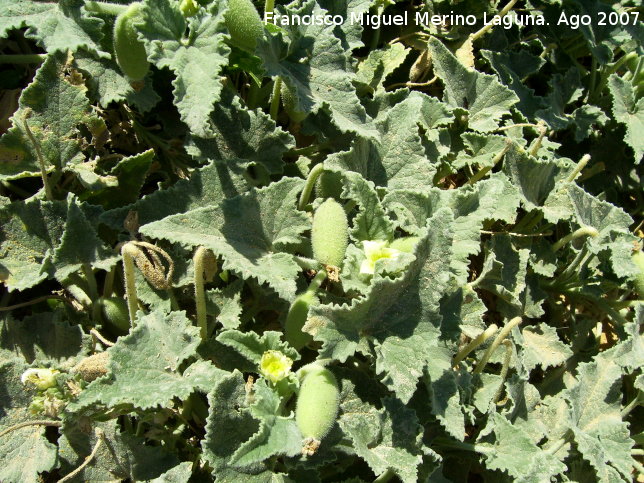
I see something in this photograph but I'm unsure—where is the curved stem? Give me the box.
[298,163,325,210]
[474,317,522,375]
[621,391,642,418]
[59,428,105,483]
[373,468,395,483]
[264,0,275,20]
[306,269,327,294]
[0,295,69,312]
[528,122,548,157]
[552,226,599,252]
[453,324,499,367]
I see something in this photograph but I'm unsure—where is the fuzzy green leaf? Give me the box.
[140,178,309,300]
[68,309,201,411]
[427,37,518,132]
[139,0,230,137]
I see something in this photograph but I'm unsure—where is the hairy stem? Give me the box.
[566,154,591,183]
[474,316,522,375]
[59,428,105,483]
[470,0,519,41]
[467,139,512,185]
[552,226,599,252]
[193,246,209,340]
[298,163,325,210]
[453,324,499,366]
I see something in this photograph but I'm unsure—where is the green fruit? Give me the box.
[225,0,264,52]
[632,250,644,298]
[311,199,348,269]
[389,236,420,253]
[281,84,307,123]
[101,296,130,333]
[296,364,339,454]
[284,291,317,350]
[316,171,343,200]
[113,3,149,82]
[180,0,199,17]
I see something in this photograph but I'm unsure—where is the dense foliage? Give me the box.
[0,0,642,481]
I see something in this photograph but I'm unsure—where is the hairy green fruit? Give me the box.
[389,236,421,253]
[225,0,264,52]
[281,84,307,123]
[180,0,199,17]
[284,291,317,350]
[296,364,339,455]
[633,250,644,298]
[74,351,110,382]
[101,296,130,333]
[311,199,348,270]
[113,2,149,82]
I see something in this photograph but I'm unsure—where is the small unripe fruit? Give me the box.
[225,0,264,52]
[74,352,110,382]
[311,199,348,270]
[281,84,307,123]
[284,291,317,350]
[113,2,149,82]
[180,0,199,17]
[101,297,130,333]
[296,364,339,455]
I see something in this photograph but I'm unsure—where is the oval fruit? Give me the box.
[113,2,149,82]
[311,199,348,269]
[225,0,264,52]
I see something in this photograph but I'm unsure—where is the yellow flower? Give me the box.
[360,240,400,275]
[21,368,59,390]
[260,350,293,383]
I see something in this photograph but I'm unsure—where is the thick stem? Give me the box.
[566,154,591,183]
[84,1,128,15]
[621,391,642,418]
[467,139,512,185]
[373,468,394,483]
[82,264,99,302]
[474,317,522,375]
[298,163,325,210]
[528,122,548,157]
[270,77,282,121]
[22,114,53,201]
[453,324,499,367]
[306,269,327,294]
[552,226,599,252]
[193,247,209,340]
[470,0,519,41]
[103,266,116,298]
[0,54,46,64]
[121,243,140,327]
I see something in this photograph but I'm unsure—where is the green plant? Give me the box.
[0,0,642,481]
